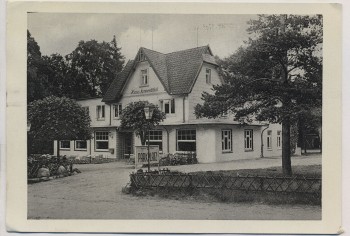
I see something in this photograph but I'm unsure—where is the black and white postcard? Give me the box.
[6,1,342,234]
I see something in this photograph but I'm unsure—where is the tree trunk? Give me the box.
[282,118,292,176]
[140,131,146,146]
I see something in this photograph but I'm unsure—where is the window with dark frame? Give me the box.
[141,69,148,86]
[95,131,109,151]
[96,105,105,120]
[267,130,272,150]
[139,51,145,61]
[222,129,232,152]
[82,106,89,116]
[244,129,253,150]
[161,99,175,114]
[75,140,87,150]
[277,130,282,149]
[60,140,70,150]
[114,104,122,118]
[145,130,163,152]
[206,68,211,84]
[177,129,196,151]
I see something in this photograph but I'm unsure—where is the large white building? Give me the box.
[54,46,282,163]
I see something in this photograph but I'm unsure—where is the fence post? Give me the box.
[188,174,193,188]
[260,177,264,191]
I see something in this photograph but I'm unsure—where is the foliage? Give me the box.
[28,96,91,155]
[27,32,125,101]
[195,15,323,175]
[27,30,51,102]
[120,101,165,145]
[66,36,125,97]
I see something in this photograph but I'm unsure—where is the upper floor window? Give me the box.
[267,130,272,150]
[82,106,89,116]
[277,130,282,149]
[161,99,175,114]
[96,105,105,120]
[114,104,122,119]
[60,140,70,150]
[244,129,253,151]
[206,68,211,84]
[222,129,232,152]
[141,69,149,86]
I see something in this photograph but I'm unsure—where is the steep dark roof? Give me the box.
[102,60,134,103]
[102,45,217,103]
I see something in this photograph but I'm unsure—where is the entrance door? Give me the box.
[123,133,134,159]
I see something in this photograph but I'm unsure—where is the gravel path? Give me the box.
[28,156,322,220]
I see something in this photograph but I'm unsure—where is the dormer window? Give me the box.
[141,69,149,86]
[206,68,211,84]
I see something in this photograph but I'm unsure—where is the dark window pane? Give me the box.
[178,142,196,151]
[96,141,108,150]
[171,99,175,113]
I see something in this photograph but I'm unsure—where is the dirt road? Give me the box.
[28,158,321,220]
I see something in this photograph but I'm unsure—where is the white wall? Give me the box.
[111,60,186,126]
[261,123,283,158]
[188,63,222,121]
[78,98,112,128]
[53,128,117,159]
[214,125,262,162]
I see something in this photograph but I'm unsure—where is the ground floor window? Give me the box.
[222,129,232,152]
[60,140,70,150]
[75,140,87,151]
[95,131,109,151]
[146,130,163,152]
[177,129,196,151]
[267,130,272,150]
[244,129,253,151]
[277,130,282,149]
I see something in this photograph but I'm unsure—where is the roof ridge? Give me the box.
[140,47,165,55]
[165,45,209,55]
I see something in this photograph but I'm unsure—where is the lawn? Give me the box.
[192,164,322,177]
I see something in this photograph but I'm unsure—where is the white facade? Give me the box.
[55,46,283,163]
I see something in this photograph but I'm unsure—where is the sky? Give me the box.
[28,13,257,61]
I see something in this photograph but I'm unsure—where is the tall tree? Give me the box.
[195,15,322,175]
[120,101,166,145]
[66,36,125,97]
[28,96,91,157]
[27,30,51,102]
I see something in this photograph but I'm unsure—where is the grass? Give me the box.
[192,165,321,178]
[126,165,322,206]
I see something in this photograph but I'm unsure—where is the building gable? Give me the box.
[102,45,219,102]
[121,59,167,97]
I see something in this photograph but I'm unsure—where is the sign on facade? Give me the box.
[135,145,159,167]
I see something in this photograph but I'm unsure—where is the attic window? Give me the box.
[141,69,149,86]
[206,68,211,84]
[139,51,145,61]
